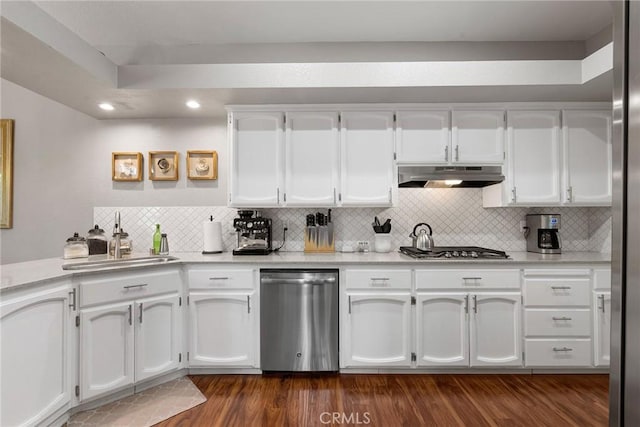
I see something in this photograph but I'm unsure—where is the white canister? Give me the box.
[374,234,392,253]
[203,217,223,254]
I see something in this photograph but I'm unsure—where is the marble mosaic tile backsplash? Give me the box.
[95,189,611,254]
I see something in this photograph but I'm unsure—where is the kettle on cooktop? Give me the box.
[409,223,434,251]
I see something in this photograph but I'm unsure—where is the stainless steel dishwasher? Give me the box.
[260,269,339,372]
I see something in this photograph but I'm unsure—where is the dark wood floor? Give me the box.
[157,374,609,427]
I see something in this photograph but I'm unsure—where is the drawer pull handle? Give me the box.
[552,347,573,352]
[209,277,229,280]
[472,295,477,314]
[552,317,572,321]
[128,305,132,326]
[139,303,143,324]
[68,289,77,311]
[123,284,148,289]
[598,294,605,313]
[370,277,390,281]
[462,277,482,282]
[550,286,571,290]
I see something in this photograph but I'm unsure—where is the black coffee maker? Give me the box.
[232,210,273,255]
[525,214,562,254]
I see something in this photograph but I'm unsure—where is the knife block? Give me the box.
[304,225,335,253]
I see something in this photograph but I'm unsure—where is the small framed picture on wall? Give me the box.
[149,151,179,181]
[187,150,218,180]
[112,152,143,181]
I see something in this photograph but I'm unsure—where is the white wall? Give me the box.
[0,79,97,264]
[1,79,228,264]
[92,117,228,207]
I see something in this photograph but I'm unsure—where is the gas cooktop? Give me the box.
[399,246,510,260]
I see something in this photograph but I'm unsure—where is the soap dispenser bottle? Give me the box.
[153,224,162,254]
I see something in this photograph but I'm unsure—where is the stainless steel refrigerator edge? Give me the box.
[611,0,640,424]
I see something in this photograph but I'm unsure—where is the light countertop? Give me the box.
[1,251,611,292]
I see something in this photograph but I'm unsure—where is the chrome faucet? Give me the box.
[113,211,122,259]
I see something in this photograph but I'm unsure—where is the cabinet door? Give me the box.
[80,302,134,401]
[470,293,522,366]
[594,292,611,367]
[562,110,612,205]
[507,111,562,205]
[135,294,181,382]
[416,293,469,366]
[396,111,450,164]
[452,110,505,164]
[229,112,284,207]
[284,112,340,206]
[189,292,256,367]
[1,285,72,427]
[343,292,411,367]
[340,112,395,206]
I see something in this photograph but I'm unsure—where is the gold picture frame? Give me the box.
[112,152,143,181]
[187,150,218,180]
[149,151,179,181]
[1,119,14,228]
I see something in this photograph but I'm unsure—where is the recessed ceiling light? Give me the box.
[186,100,201,109]
[98,103,115,111]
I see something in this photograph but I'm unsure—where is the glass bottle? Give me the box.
[153,224,162,255]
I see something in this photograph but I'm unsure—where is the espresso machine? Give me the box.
[232,210,273,255]
[525,214,562,254]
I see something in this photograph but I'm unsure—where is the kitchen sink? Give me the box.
[62,255,179,270]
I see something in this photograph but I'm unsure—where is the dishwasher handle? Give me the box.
[261,277,336,285]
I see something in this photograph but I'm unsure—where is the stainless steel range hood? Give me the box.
[398,166,505,188]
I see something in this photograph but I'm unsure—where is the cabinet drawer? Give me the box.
[345,269,411,290]
[416,269,519,290]
[524,309,591,337]
[80,269,181,307]
[523,277,590,306]
[593,268,611,291]
[188,268,255,290]
[524,339,592,367]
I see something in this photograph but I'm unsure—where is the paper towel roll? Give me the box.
[203,220,223,253]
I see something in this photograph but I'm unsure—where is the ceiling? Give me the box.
[1,1,615,119]
[34,1,613,65]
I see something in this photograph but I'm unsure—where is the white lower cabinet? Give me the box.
[416,292,522,367]
[80,301,135,401]
[78,269,183,402]
[470,293,522,366]
[523,269,593,367]
[186,267,259,368]
[416,293,468,366]
[135,294,182,382]
[1,282,74,427]
[594,292,611,366]
[188,291,257,367]
[343,292,412,367]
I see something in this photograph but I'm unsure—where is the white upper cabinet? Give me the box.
[340,111,396,206]
[284,112,340,206]
[452,110,505,164]
[562,110,612,205]
[229,112,284,207]
[483,107,611,207]
[506,111,562,205]
[396,111,450,164]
